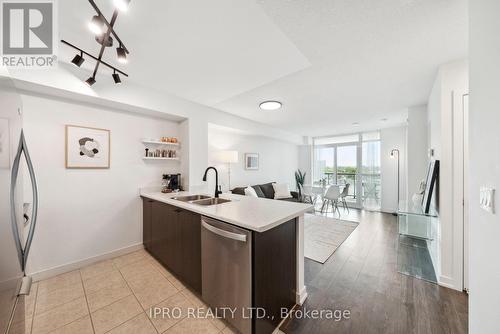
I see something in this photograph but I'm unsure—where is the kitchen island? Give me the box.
[140,189,312,334]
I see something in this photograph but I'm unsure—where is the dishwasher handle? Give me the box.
[202,220,247,242]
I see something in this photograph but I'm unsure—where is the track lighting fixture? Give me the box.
[116,45,127,63]
[88,15,105,35]
[71,52,85,67]
[85,77,96,86]
[113,0,131,12]
[95,34,113,47]
[63,0,130,86]
[112,71,121,84]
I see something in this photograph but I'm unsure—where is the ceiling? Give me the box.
[59,0,467,137]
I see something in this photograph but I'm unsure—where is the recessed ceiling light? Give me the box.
[381,118,388,122]
[352,122,360,126]
[259,101,282,111]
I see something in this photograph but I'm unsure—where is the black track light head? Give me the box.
[116,45,127,63]
[85,77,96,86]
[112,72,121,84]
[88,15,105,35]
[71,52,84,67]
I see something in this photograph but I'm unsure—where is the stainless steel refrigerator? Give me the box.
[1,76,38,334]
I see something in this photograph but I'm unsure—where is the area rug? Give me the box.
[304,213,359,264]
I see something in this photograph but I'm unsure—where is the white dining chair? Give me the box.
[321,185,341,216]
[340,183,350,213]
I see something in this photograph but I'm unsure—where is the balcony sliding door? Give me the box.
[313,132,381,210]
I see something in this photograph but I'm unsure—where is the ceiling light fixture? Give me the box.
[116,44,127,63]
[113,0,131,12]
[112,71,121,84]
[95,34,113,47]
[88,15,105,35]
[62,0,130,86]
[352,122,360,126]
[71,52,85,67]
[85,77,96,86]
[259,101,282,111]
[381,118,388,122]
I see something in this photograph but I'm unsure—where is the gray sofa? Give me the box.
[231,182,300,202]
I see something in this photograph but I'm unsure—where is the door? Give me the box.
[463,94,470,292]
[142,198,153,251]
[178,210,201,293]
[0,77,25,333]
[150,202,177,270]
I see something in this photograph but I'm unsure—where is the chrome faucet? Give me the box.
[203,167,222,198]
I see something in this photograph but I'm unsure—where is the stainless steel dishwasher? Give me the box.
[201,216,252,334]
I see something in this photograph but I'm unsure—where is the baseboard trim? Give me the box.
[296,286,308,305]
[28,243,144,282]
[438,275,461,291]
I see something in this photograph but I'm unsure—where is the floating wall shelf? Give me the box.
[142,140,180,146]
[142,157,180,161]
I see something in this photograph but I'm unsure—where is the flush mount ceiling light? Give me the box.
[62,0,130,87]
[71,52,85,67]
[259,101,282,111]
[352,122,360,126]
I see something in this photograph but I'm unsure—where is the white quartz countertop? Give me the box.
[140,189,313,232]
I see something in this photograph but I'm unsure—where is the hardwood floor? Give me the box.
[282,209,468,334]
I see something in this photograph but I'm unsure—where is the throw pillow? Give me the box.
[244,186,258,197]
[272,183,292,199]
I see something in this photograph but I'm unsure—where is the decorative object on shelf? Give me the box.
[390,148,400,215]
[244,153,259,170]
[422,160,440,214]
[295,169,306,197]
[160,137,178,143]
[0,118,10,168]
[163,174,181,192]
[61,0,131,86]
[65,125,110,169]
[218,150,238,190]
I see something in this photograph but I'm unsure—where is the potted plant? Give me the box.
[295,169,306,198]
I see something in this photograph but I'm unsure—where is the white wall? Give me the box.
[207,126,299,192]
[3,65,303,193]
[380,126,407,213]
[427,60,468,291]
[21,94,180,276]
[406,105,428,200]
[469,1,500,332]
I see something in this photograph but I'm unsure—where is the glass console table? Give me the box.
[396,200,438,283]
[397,200,437,240]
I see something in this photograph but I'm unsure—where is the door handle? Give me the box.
[10,130,38,271]
[202,221,247,242]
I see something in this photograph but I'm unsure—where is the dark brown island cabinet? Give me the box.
[141,197,297,334]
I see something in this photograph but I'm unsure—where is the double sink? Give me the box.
[172,195,231,206]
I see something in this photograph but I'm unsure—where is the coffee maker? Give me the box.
[162,174,181,192]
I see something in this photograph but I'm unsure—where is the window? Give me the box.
[313,131,381,210]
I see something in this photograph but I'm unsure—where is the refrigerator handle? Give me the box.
[10,130,38,271]
[10,132,25,269]
[21,130,38,270]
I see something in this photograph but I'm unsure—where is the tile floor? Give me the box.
[23,249,237,334]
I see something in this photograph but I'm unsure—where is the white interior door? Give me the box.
[463,94,470,292]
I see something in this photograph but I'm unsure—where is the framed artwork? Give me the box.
[422,160,439,214]
[65,125,110,169]
[245,153,259,170]
[0,118,10,169]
